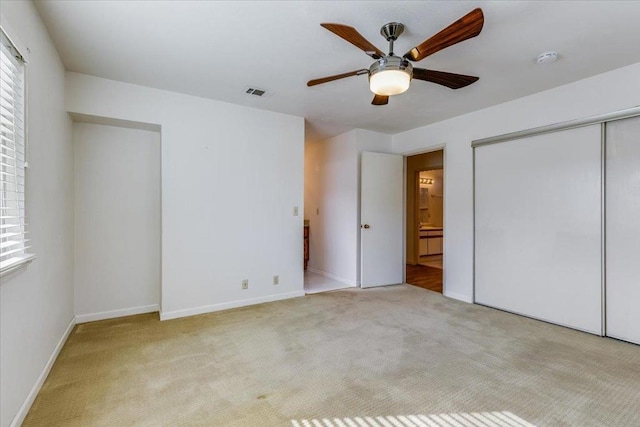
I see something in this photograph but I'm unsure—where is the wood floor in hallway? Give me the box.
[405,263,443,293]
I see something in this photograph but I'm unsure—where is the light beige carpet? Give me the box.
[24,285,640,426]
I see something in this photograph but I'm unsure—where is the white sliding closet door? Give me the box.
[475,125,602,334]
[606,115,640,345]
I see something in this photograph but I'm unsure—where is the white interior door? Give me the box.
[475,125,603,334]
[360,152,403,288]
[606,115,640,345]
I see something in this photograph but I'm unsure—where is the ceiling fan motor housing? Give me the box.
[369,55,413,79]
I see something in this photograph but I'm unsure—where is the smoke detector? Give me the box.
[536,51,558,64]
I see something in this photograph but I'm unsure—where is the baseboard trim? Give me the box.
[75,304,159,324]
[443,290,473,303]
[305,283,356,295]
[10,316,76,427]
[307,267,356,286]
[159,291,306,321]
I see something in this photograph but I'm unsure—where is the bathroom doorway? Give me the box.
[405,150,444,293]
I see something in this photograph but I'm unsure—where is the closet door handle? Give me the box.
[362,224,371,229]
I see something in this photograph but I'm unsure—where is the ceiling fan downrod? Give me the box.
[380,22,404,56]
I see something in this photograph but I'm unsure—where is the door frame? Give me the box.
[402,145,446,294]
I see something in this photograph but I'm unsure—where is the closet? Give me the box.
[473,108,640,344]
[605,116,640,344]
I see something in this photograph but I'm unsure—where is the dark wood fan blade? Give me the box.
[413,68,479,89]
[321,23,385,59]
[404,8,484,62]
[307,69,368,87]
[372,94,389,105]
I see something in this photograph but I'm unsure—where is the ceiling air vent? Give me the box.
[244,86,273,98]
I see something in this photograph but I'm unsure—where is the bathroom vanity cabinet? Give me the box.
[419,227,443,256]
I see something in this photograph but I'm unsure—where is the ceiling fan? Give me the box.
[307,8,484,106]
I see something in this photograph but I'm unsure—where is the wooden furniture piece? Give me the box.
[303,225,309,270]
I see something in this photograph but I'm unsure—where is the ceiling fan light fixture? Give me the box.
[309,8,484,104]
[369,56,413,96]
[370,70,411,95]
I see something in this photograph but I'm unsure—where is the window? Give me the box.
[1,28,32,274]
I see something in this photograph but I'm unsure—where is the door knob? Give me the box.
[362,224,370,229]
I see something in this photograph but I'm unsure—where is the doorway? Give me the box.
[73,120,161,319]
[405,150,444,293]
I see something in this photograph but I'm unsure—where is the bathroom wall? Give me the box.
[419,169,444,227]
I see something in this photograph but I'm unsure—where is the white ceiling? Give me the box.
[35,1,640,140]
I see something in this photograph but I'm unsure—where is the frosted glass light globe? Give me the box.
[370,70,411,96]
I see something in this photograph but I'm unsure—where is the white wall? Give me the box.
[0,3,74,426]
[73,122,160,321]
[65,72,305,320]
[304,129,391,285]
[393,61,640,303]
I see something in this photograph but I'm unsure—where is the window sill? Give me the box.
[0,254,37,280]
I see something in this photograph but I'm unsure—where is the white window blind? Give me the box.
[1,28,31,274]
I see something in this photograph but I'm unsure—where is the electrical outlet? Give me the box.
[242,279,248,290]
[273,275,279,285]
[293,206,299,216]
